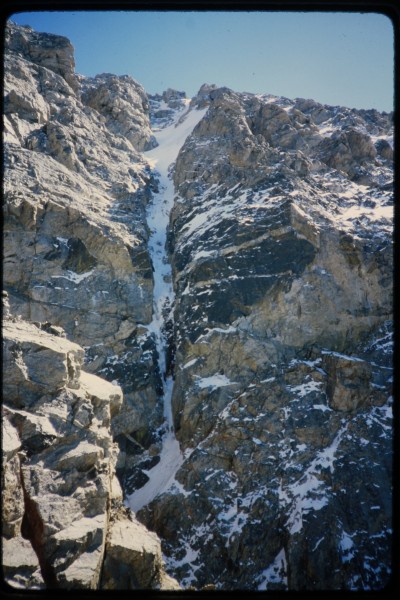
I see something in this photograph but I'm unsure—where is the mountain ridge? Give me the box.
[2,21,393,591]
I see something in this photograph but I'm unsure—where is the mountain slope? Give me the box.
[137,87,393,590]
[2,22,393,591]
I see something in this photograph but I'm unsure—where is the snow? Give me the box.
[145,106,207,173]
[253,437,263,446]
[312,537,325,552]
[191,249,218,262]
[287,380,322,398]
[257,548,288,590]
[194,325,237,343]
[280,423,348,534]
[170,545,200,568]
[321,349,365,363]
[56,236,69,245]
[168,478,192,498]
[127,104,207,514]
[195,373,237,390]
[182,358,199,370]
[313,404,332,412]
[339,204,392,224]
[340,530,355,563]
[127,431,184,512]
[51,269,95,283]
[144,106,207,382]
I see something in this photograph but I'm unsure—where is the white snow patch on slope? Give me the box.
[146,107,208,173]
[257,548,288,590]
[340,530,356,563]
[127,432,183,512]
[51,269,95,284]
[287,380,323,398]
[195,373,237,390]
[279,423,348,534]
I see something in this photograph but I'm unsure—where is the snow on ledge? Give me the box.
[195,373,237,390]
[51,269,95,284]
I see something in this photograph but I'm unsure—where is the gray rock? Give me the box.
[3,319,84,407]
[81,73,156,151]
[137,84,393,591]
[2,312,172,590]
[3,20,163,460]
[375,138,393,160]
[2,536,45,589]
[101,512,180,589]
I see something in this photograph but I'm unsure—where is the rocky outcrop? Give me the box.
[136,87,393,590]
[3,21,166,481]
[81,73,157,151]
[5,21,78,93]
[149,88,188,129]
[2,311,121,588]
[2,22,179,591]
[2,306,179,590]
[101,509,180,590]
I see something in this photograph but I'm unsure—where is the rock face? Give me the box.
[3,22,393,592]
[81,73,157,151]
[2,21,178,591]
[148,88,187,129]
[2,305,178,590]
[3,21,166,481]
[137,88,393,589]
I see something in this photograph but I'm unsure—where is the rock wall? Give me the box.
[3,21,393,592]
[3,21,165,483]
[2,22,178,591]
[137,87,393,589]
[2,300,178,590]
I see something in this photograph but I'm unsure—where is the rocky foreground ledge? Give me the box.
[2,295,179,590]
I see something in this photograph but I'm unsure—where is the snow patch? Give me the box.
[257,548,288,590]
[288,380,322,398]
[51,269,95,284]
[279,423,348,534]
[127,105,208,514]
[182,358,199,370]
[313,404,332,412]
[195,373,237,390]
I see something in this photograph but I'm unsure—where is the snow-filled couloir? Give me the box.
[127,102,207,512]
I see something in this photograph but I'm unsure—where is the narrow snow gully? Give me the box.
[127,103,207,513]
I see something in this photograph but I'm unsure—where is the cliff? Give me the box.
[2,21,393,591]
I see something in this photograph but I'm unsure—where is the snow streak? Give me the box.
[127,104,207,513]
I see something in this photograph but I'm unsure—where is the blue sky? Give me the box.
[8,10,394,112]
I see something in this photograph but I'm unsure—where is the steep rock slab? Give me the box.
[137,86,393,590]
[4,20,78,93]
[3,318,84,406]
[81,73,156,152]
[2,315,122,588]
[2,536,44,590]
[2,313,179,590]
[3,22,164,462]
[149,88,187,129]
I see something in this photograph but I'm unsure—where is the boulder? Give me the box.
[2,536,44,589]
[101,512,180,590]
